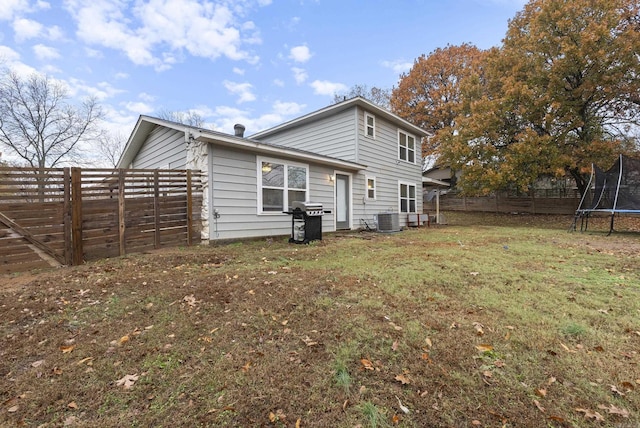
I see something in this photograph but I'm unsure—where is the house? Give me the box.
[118,97,429,241]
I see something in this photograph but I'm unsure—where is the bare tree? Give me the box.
[98,131,127,168]
[332,84,391,110]
[0,70,104,169]
[157,109,206,128]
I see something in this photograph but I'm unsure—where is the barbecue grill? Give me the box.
[287,201,324,244]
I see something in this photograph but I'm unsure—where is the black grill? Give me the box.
[287,201,324,244]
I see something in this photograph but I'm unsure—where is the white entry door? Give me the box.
[335,173,350,230]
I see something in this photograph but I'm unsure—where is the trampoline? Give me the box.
[572,154,640,234]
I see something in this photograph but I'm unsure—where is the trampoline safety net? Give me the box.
[573,154,640,234]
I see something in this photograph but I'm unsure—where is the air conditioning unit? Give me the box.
[375,212,400,233]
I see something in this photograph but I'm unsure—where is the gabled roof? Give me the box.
[117,115,366,171]
[250,96,430,139]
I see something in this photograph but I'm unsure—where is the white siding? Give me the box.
[351,109,423,228]
[209,145,336,240]
[132,126,187,169]
[257,109,357,162]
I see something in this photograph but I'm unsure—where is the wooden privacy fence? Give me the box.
[424,192,580,215]
[0,167,203,274]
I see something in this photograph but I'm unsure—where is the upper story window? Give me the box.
[399,182,417,213]
[365,113,375,138]
[258,157,308,214]
[398,130,416,163]
[366,175,376,200]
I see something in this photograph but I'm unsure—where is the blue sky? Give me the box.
[0,0,526,149]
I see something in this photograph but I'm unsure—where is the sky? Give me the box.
[0,0,526,163]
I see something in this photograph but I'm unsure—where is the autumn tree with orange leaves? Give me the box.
[394,0,640,196]
[391,43,486,160]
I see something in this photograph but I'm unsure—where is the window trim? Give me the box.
[398,181,418,214]
[257,156,309,215]
[398,129,416,164]
[365,175,376,200]
[364,112,375,139]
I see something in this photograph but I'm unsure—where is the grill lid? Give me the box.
[292,201,323,216]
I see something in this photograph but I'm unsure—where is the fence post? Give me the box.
[63,168,72,265]
[118,169,126,256]
[186,170,193,246]
[71,168,83,265]
[154,170,161,249]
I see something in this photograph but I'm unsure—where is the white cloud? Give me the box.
[67,78,125,101]
[381,59,413,75]
[289,45,312,63]
[114,72,129,79]
[124,101,154,114]
[223,80,256,103]
[0,45,21,62]
[0,0,29,21]
[272,78,284,87]
[33,43,60,60]
[13,18,43,42]
[291,67,307,84]
[310,80,347,96]
[272,100,305,116]
[232,67,245,75]
[138,92,155,102]
[64,0,263,71]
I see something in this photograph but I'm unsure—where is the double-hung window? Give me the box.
[399,182,417,213]
[398,130,416,163]
[366,176,376,200]
[365,112,375,138]
[258,157,308,213]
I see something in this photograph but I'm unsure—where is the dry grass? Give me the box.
[1,212,639,427]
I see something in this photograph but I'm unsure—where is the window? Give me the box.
[366,176,376,200]
[365,112,375,138]
[258,158,308,213]
[399,182,417,213]
[398,130,416,163]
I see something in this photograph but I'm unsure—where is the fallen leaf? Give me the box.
[361,359,374,371]
[116,374,139,389]
[425,337,432,348]
[7,405,18,413]
[76,357,94,365]
[118,335,129,345]
[60,345,75,354]
[241,361,251,372]
[473,322,484,336]
[597,404,629,418]
[392,340,398,351]
[621,381,634,391]
[395,374,410,385]
[536,388,547,398]
[388,322,403,331]
[31,360,45,368]
[471,421,481,426]
[392,413,400,424]
[395,396,410,414]
[269,412,276,422]
[610,385,625,396]
[68,401,78,409]
[52,367,63,375]
[560,342,576,353]
[302,336,318,347]
[494,360,505,368]
[576,408,604,421]
[533,399,545,413]
[547,377,557,385]
[296,418,301,428]
[482,370,492,378]
[475,344,493,352]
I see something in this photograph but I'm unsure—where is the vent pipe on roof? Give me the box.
[234,124,246,138]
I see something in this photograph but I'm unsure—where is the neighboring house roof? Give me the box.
[117,115,367,171]
[250,96,430,140]
[422,176,450,187]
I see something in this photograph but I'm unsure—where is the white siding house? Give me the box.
[118,97,428,241]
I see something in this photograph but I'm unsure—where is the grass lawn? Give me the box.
[1,212,639,427]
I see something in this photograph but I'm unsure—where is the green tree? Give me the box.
[441,0,640,195]
[390,43,486,159]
